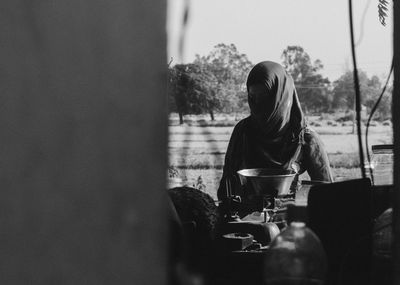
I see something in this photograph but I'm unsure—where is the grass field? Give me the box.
[168,114,393,200]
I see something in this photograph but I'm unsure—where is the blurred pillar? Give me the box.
[394,3,400,284]
[0,1,167,284]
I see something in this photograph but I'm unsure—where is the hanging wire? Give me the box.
[348,0,366,179]
[365,59,394,184]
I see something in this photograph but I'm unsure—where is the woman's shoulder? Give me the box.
[236,116,251,125]
[232,116,251,132]
[300,126,333,182]
[303,126,321,142]
[301,126,329,157]
[302,126,327,152]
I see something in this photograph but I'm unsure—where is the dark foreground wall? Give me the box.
[0,1,167,284]
[395,4,400,284]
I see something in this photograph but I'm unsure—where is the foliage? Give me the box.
[168,43,392,121]
[281,46,331,114]
[168,63,219,123]
[194,43,253,114]
[194,176,207,191]
[331,70,390,120]
[168,165,180,178]
[375,90,392,120]
[168,43,253,122]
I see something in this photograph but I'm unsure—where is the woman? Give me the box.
[217,61,333,201]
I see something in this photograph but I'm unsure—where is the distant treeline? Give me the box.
[168,44,392,124]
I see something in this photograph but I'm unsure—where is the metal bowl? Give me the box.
[237,168,296,197]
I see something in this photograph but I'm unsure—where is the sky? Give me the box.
[167,0,393,82]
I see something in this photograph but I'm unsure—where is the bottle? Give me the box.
[370,144,393,185]
[263,204,327,285]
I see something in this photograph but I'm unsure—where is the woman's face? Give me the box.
[248,84,275,126]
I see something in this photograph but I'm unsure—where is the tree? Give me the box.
[185,63,220,120]
[331,70,383,112]
[375,89,392,121]
[194,43,253,114]
[364,77,391,121]
[281,46,331,114]
[331,70,389,133]
[168,64,188,124]
[168,63,219,123]
[168,44,253,120]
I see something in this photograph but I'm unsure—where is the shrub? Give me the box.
[168,166,180,178]
[319,113,333,121]
[212,121,236,127]
[194,176,206,191]
[329,152,359,169]
[336,112,355,123]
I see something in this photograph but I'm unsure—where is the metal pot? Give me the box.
[237,168,296,197]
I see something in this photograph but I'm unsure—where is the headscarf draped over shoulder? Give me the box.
[246,61,305,143]
[218,61,306,199]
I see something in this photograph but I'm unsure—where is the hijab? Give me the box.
[246,61,305,144]
[222,61,306,177]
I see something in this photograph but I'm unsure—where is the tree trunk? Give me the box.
[179,112,184,124]
[209,109,215,121]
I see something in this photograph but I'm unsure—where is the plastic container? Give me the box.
[371,144,393,185]
[263,204,327,285]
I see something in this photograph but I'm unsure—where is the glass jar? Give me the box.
[371,144,393,186]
